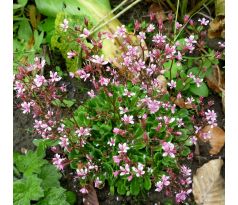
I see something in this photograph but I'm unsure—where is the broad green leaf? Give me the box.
[130,178,140,196]
[65,191,77,205]
[117,180,126,195]
[36,187,70,205]
[38,164,62,189]
[63,99,76,108]
[164,60,182,79]
[181,146,191,157]
[143,175,151,191]
[14,151,47,176]
[18,20,32,42]
[14,175,44,205]
[189,82,209,97]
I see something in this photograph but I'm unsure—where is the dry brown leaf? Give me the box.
[157,75,167,92]
[170,97,193,109]
[208,16,225,39]
[83,185,99,205]
[192,159,225,205]
[205,65,225,93]
[149,3,167,22]
[197,125,225,155]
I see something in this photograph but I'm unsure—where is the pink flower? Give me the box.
[176,191,188,203]
[155,181,163,192]
[138,32,146,40]
[107,138,116,146]
[185,35,197,45]
[90,55,108,65]
[113,155,121,165]
[119,107,129,115]
[99,76,110,86]
[115,25,127,37]
[132,163,145,177]
[118,143,130,154]
[87,90,95,98]
[146,24,155,32]
[113,170,120,177]
[80,28,90,38]
[162,142,176,158]
[76,168,88,179]
[34,75,46,87]
[205,109,217,126]
[180,165,191,176]
[80,187,88,194]
[128,175,133,181]
[50,71,61,82]
[123,88,135,97]
[57,124,65,133]
[185,97,194,105]
[21,102,31,114]
[194,125,201,134]
[165,44,176,59]
[198,17,209,26]
[59,135,69,148]
[94,177,103,188]
[161,175,170,186]
[190,136,197,144]
[167,80,176,89]
[121,114,134,124]
[60,19,69,32]
[193,77,203,87]
[75,127,91,137]
[67,51,77,59]
[147,100,160,114]
[176,22,183,29]
[120,164,130,175]
[152,34,166,44]
[177,118,184,127]
[52,154,65,170]
[75,69,90,81]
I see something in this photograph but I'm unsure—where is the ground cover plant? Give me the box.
[13,0,225,204]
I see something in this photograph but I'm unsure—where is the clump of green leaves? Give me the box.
[13,144,76,205]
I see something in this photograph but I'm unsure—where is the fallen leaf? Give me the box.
[197,125,225,155]
[205,65,225,93]
[157,75,167,92]
[208,16,225,39]
[170,97,193,109]
[83,185,99,205]
[192,159,224,205]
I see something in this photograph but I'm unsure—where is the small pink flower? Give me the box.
[80,187,88,194]
[177,118,184,127]
[147,100,160,114]
[34,75,46,87]
[115,25,127,37]
[198,17,209,26]
[121,114,134,124]
[185,35,197,45]
[194,77,203,87]
[152,34,166,44]
[87,90,95,98]
[180,165,191,176]
[162,142,176,158]
[80,28,90,38]
[94,177,103,188]
[113,170,120,177]
[118,143,129,154]
[57,124,65,133]
[50,71,61,82]
[67,51,77,59]
[205,109,217,126]
[132,163,145,177]
[76,168,88,179]
[99,76,110,86]
[123,88,135,97]
[185,97,194,105]
[120,164,130,176]
[75,69,90,81]
[167,80,176,89]
[161,175,170,186]
[138,32,146,41]
[190,136,197,144]
[107,138,116,146]
[90,55,108,65]
[128,175,133,181]
[176,22,182,29]
[52,154,65,170]
[59,135,69,148]
[119,107,129,115]
[75,127,91,137]
[60,19,69,32]
[146,24,155,32]
[176,191,188,203]
[21,102,31,114]
[113,155,121,165]
[155,181,163,192]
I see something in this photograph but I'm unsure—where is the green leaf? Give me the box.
[38,164,62,189]
[34,30,44,51]
[164,60,182,79]
[117,180,126,195]
[181,146,191,157]
[18,20,32,42]
[130,178,140,196]
[189,82,209,97]
[143,175,151,191]
[14,151,48,176]
[63,99,76,107]
[65,191,77,205]
[36,187,70,205]
[14,175,44,205]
